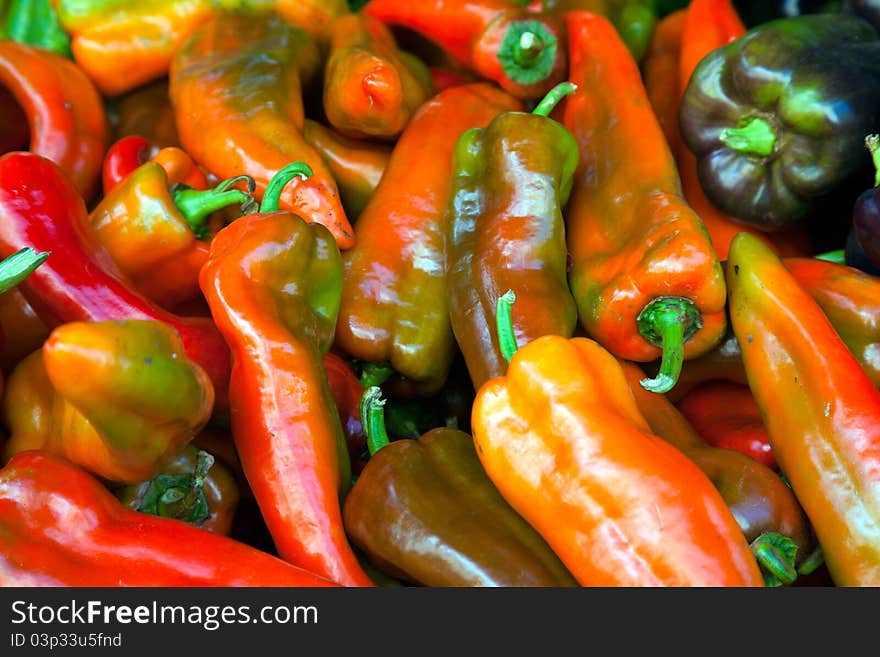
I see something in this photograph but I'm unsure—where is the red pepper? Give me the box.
[324,352,368,477]
[102,134,153,196]
[0,151,231,413]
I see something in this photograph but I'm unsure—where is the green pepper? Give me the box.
[446,82,579,391]
[679,13,880,231]
[0,0,72,58]
[342,387,578,586]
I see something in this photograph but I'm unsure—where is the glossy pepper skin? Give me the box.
[618,359,812,564]
[199,183,373,588]
[0,450,337,587]
[85,160,254,310]
[323,13,433,141]
[727,231,880,586]
[0,152,232,413]
[676,380,776,470]
[641,8,687,160]
[323,352,368,477]
[0,40,107,201]
[102,135,208,197]
[538,0,657,62]
[343,397,578,587]
[169,11,355,250]
[562,11,727,394]
[472,334,764,586]
[446,84,579,391]
[336,83,523,396]
[1,0,71,58]
[52,0,221,97]
[114,444,240,536]
[363,0,567,100]
[679,14,880,230]
[2,320,214,483]
[301,118,391,222]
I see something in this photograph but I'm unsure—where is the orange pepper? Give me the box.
[275,0,349,44]
[169,10,355,249]
[471,334,764,586]
[641,9,686,161]
[561,11,726,394]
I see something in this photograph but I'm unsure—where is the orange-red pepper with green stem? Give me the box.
[200,163,373,587]
[561,11,727,395]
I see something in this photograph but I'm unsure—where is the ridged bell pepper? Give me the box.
[114,444,240,536]
[446,83,579,391]
[1,0,71,58]
[561,11,727,394]
[52,0,224,97]
[85,159,256,309]
[199,164,373,587]
[335,83,522,397]
[0,151,233,412]
[110,78,181,150]
[727,231,880,586]
[679,13,880,230]
[618,358,813,584]
[169,10,355,249]
[343,387,578,586]
[672,0,814,259]
[2,320,214,484]
[323,12,433,141]
[0,450,337,586]
[538,0,657,62]
[471,333,764,586]
[363,0,567,99]
[301,118,391,221]
[641,8,687,160]
[0,39,107,201]
[676,380,776,470]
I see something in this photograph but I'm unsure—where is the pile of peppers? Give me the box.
[3,0,880,588]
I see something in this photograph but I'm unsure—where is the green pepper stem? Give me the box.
[637,296,702,394]
[359,362,395,389]
[720,116,777,158]
[796,545,825,576]
[813,249,846,264]
[172,175,257,240]
[496,20,558,86]
[865,134,880,188]
[260,162,314,213]
[496,290,519,363]
[532,82,577,117]
[750,532,799,587]
[0,247,49,295]
[360,386,390,456]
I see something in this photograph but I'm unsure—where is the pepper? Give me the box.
[301,118,391,221]
[1,0,71,58]
[2,320,214,484]
[679,13,880,230]
[538,0,658,62]
[0,39,107,201]
[852,135,880,270]
[446,82,579,391]
[85,159,256,309]
[275,0,349,43]
[727,231,880,586]
[0,450,337,586]
[618,358,812,581]
[428,66,475,92]
[561,11,727,395]
[363,0,567,99]
[342,387,578,586]
[102,135,209,197]
[676,380,776,470]
[641,8,687,160]
[169,10,355,249]
[0,288,50,376]
[323,351,368,477]
[323,12,433,141]
[199,164,373,587]
[335,83,522,397]
[0,151,232,413]
[52,0,224,97]
[110,78,180,150]
[114,445,240,536]
[0,86,28,154]
[471,332,764,586]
